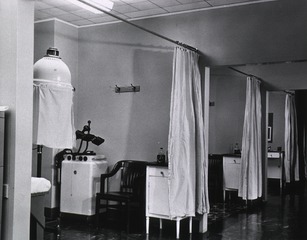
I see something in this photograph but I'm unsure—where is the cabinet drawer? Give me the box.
[224,157,241,165]
[223,156,241,190]
[147,175,169,216]
[146,166,170,217]
[147,166,169,177]
[268,152,280,158]
[268,158,282,179]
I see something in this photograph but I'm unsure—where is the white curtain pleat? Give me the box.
[238,77,262,200]
[33,83,75,149]
[284,94,300,182]
[168,47,209,218]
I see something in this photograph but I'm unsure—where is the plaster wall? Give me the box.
[236,62,307,91]
[209,70,246,154]
[268,92,285,151]
[77,30,172,164]
[0,1,34,239]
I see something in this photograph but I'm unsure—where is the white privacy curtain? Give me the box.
[284,93,299,182]
[33,83,75,149]
[239,77,262,200]
[168,47,209,218]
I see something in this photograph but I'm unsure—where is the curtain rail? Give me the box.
[228,67,263,81]
[229,59,307,68]
[229,59,307,81]
[77,0,198,53]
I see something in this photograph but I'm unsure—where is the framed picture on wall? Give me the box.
[268,126,272,142]
[268,113,273,143]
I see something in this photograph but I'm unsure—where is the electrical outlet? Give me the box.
[3,184,8,199]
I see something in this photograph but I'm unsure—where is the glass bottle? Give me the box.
[157,147,166,164]
[234,143,240,154]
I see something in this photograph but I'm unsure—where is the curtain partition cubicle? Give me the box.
[146,48,210,238]
[210,61,307,203]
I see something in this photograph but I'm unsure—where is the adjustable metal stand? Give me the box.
[37,145,43,177]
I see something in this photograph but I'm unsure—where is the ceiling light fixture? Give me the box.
[67,0,114,14]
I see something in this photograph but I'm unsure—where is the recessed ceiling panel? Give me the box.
[34,0,279,27]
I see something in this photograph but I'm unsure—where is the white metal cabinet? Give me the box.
[147,167,169,216]
[267,151,283,188]
[60,159,108,216]
[146,166,192,239]
[223,156,241,201]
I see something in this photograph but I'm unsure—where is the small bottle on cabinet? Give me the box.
[234,143,240,154]
[157,147,166,164]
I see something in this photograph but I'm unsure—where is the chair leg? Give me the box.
[127,202,131,233]
[189,217,192,234]
[176,219,180,239]
[95,196,100,228]
[105,199,109,226]
[146,217,150,235]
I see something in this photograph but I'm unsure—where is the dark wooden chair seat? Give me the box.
[98,191,134,201]
[95,160,147,233]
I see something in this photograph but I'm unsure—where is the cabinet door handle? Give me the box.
[233,159,236,163]
[160,171,164,177]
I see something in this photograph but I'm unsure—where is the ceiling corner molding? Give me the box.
[34,18,79,29]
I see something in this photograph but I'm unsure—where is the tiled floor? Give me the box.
[45,182,307,240]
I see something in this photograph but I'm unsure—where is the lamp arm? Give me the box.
[77,139,84,154]
[82,141,89,154]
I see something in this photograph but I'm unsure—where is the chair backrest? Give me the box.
[119,160,147,194]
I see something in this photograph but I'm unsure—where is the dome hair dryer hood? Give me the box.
[33,47,71,84]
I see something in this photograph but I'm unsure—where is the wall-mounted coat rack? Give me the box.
[115,84,140,93]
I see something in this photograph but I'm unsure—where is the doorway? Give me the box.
[267,89,307,196]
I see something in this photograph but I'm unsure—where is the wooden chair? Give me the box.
[95,160,147,232]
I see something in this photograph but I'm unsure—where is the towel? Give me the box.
[0,106,9,111]
[33,82,75,149]
[31,177,51,195]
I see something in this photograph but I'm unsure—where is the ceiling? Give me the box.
[35,0,277,27]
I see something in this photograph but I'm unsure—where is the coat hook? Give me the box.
[115,85,121,93]
[114,84,140,93]
[131,84,136,91]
